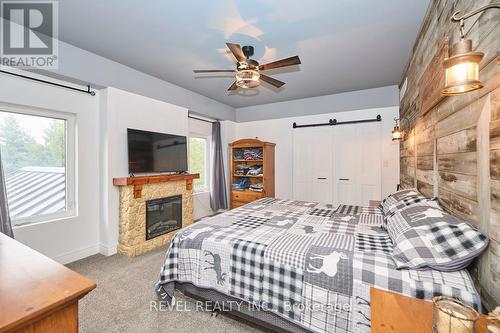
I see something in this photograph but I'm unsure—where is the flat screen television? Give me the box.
[127,128,188,174]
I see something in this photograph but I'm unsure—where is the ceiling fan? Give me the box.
[193,43,301,91]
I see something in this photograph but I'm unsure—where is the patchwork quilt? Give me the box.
[156,198,481,333]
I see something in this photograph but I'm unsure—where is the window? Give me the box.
[189,136,210,192]
[0,107,76,226]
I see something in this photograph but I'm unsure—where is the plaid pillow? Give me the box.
[385,194,427,218]
[390,207,489,271]
[386,204,461,244]
[379,188,421,216]
[379,195,397,216]
[391,188,421,201]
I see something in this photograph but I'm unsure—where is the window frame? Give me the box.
[188,134,211,194]
[0,103,77,227]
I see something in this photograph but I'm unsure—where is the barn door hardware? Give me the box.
[292,115,381,128]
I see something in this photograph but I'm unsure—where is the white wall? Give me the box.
[0,71,100,264]
[99,87,189,255]
[193,192,213,220]
[37,39,236,121]
[235,107,400,200]
[235,86,399,122]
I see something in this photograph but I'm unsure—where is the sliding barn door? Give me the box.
[333,124,358,205]
[293,121,382,206]
[333,122,382,206]
[293,127,333,203]
[357,122,382,204]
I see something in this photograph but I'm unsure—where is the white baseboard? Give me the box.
[99,243,117,256]
[53,244,100,265]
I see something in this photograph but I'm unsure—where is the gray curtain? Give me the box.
[210,121,228,211]
[0,150,13,238]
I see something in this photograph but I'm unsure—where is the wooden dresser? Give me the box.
[0,234,96,333]
[230,139,275,209]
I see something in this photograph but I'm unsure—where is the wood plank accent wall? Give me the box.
[399,0,499,309]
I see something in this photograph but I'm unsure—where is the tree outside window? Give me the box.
[0,115,65,173]
[0,110,72,225]
[189,137,208,192]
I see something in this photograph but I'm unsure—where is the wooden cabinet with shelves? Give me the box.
[229,139,275,209]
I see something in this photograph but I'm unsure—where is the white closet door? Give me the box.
[333,122,382,206]
[293,127,333,203]
[357,122,382,205]
[333,124,358,205]
[310,128,333,203]
[293,121,381,206]
[293,129,312,201]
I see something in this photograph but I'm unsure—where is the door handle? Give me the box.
[317,177,327,180]
[339,178,349,181]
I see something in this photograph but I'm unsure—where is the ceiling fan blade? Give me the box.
[193,69,236,73]
[259,56,301,71]
[260,74,285,88]
[228,81,238,91]
[226,43,246,63]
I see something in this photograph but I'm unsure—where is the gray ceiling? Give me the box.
[58,0,429,108]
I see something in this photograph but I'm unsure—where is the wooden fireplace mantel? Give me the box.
[113,173,200,198]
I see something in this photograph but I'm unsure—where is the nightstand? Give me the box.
[370,288,488,333]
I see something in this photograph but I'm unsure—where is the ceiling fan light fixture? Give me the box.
[236,69,260,88]
[193,42,301,91]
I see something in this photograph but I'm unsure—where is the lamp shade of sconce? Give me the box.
[442,39,484,96]
[236,69,260,88]
[392,126,403,141]
[442,3,500,95]
[392,118,404,141]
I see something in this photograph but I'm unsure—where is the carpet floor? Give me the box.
[67,246,266,333]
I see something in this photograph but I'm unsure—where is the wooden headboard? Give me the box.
[398,0,499,309]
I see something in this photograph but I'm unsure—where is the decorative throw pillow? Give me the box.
[379,188,421,216]
[378,195,397,215]
[391,188,421,201]
[385,194,426,218]
[385,195,441,219]
[388,205,489,271]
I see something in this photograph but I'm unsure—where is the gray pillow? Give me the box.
[379,188,421,216]
[391,188,422,201]
[388,205,489,271]
[385,194,428,218]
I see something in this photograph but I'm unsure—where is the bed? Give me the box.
[156,196,484,333]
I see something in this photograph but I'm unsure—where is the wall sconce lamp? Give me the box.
[392,117,409,141]
[442,3,500,96]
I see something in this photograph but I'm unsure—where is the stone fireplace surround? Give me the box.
[113,174,199,256]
